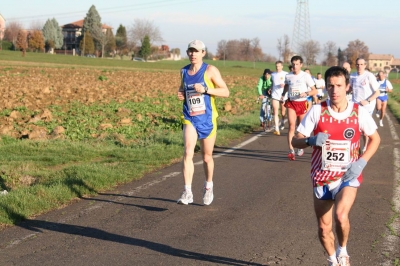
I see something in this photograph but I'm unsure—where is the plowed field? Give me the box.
[0,67,257,141]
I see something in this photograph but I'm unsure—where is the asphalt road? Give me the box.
[0,111,399,266]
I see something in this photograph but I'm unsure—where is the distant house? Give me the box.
[368,54,393,72]
[61,20,112,51]
[0,13,5,41]
[391,59,400,72]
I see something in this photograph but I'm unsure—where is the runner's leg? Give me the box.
[334,187,357,251]
[182,124,198,186]
[280,101,286,129]
[376,98,382,117]
[287,107,297,151]
[272,99,280,133]
[314,197,336,256]
[381,100,387,120]
[200,134,217,182]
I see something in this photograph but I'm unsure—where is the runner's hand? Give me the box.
[177,91,185,100]
[341,158,367,183]
[308,133,330,147]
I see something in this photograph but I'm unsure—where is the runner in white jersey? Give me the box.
[281,55,317,160]
[313,73,325,104]
[271,60,288,135]
[304,68,315,110]
[350,58,380,152]
[342,62,353,102]
[292,66,380,266]
[375,70,393,127]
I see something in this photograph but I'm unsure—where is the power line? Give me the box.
[6,0,200,22]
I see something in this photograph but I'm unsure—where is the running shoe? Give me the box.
[280,120,285,130]
[203,187,214,205]
[337,255,350,266]
[273,130,280,136]
[376,111,380,118]
[177,190,193,205]
[288,150,295,161]
[379,120,383,127]
[296,149,304,157]
[328,259,340,266]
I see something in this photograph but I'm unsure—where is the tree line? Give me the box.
[2,5,369,65]
[2,5,179,60]
[214,34,369,68]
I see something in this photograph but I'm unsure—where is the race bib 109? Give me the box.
[186,90,206,116]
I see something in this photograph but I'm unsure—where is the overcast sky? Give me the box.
[2,0,400,61]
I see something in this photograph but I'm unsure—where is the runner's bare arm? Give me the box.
[280,84,289,101]
[177,71,185,101]
[205,65,229,98]
[360,130,380,162]
[300,85,317,98]
[291,132,309,149]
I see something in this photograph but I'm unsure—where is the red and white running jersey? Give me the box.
[311,102,362,187]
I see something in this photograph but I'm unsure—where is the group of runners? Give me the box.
[175,39,389,266]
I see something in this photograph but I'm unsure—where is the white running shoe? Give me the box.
[379,120,383,127]
[177,190,193,205]
[328,259,340,266]
[337,255,350,266]
[280,120,285,130]
[296,149,304,157]
[376,111,380,118]
[203,187,214,205]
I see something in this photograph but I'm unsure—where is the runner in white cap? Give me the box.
[271,61,288,135]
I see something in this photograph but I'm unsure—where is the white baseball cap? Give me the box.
[187,40,206,51]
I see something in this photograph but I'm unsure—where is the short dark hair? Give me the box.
[275,60,283,65]
[263,69,272,75]
[324,66,350,86]
[291,55,303,64]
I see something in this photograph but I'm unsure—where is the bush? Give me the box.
[1,41,14,51]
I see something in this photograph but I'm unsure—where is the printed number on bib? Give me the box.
[186,90,206,116]
[321,139,351,172]
[289,86,301,100]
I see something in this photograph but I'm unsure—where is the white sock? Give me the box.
[184,185,192,193]
[205,181,213,189]
[336,245,348,256]
[328,253,337,264]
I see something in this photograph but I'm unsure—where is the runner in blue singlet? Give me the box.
[176,40,229,206]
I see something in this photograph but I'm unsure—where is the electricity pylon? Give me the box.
[291,0,311,55]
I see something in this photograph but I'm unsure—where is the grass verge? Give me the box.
[0,110,259,228]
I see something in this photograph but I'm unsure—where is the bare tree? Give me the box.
[299,40,321,65]
[16,30,28,56]
[91,26,112,58]
[279,35,291,63]
[344,39,369,68]
[323,41,337,66]
[29,20,43,31]
[4,21,23,50]
[277,38,283,61]
[128,19,164,47]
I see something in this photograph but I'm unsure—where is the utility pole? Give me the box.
[82,27,85,56]
[291,0,311,55]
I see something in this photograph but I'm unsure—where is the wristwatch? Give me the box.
[204,87,208,94]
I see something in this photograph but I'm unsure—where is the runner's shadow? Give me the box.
[79,196,169,212]
[95,193,204,207]
[16,220,262,266]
